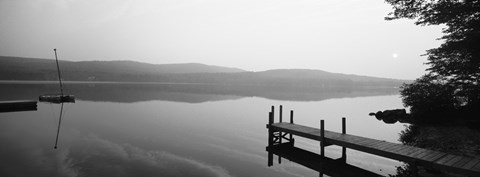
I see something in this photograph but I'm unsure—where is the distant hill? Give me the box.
[256,69,400,82]
[71,60,247,74]
[0,56,408,88]
[0,56,245,78]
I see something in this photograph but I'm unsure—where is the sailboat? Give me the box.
[39,49,75,103]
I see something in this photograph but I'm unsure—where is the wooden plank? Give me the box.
[393,145,410,153]
[271,124,320,141]
[394,145,411,153]
[407,148,428,158]
[337,134,360,143]
[369,141,390,149]
[435,154,457,165]
[337,133,368,142]
[443,156,464,166]
[382,144,404,153]
[414,150,434,159]
[403,147,423,156]
[461,158,480,170]
[453,157,475,168]
[395,146,418,156]
[356,138,379,146]
[421,152,447,162]
[364,140,387,148]
[335,134,364,144]
[376,142,398,151]
[471,160,480,171]
[411,149,436,159]
[349,137,374,145]
[397,146,421,157]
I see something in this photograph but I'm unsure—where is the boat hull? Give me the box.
[39,94,75,103]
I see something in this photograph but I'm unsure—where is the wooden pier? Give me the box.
[266,105,480,176]
[0,100,37,113]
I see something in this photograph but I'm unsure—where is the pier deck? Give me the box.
[269,122,480,176]
[266,105,480,177]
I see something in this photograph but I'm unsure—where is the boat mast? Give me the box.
[54,49,64,96]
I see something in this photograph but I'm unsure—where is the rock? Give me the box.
[370,109,408,124]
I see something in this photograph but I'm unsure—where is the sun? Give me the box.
[392,53,399,58]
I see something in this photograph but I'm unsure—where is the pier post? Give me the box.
[271,106,275,120]
[290,110,294,124]
[278,153,282,164]
[290,110,294,145]
[412,161,418,177]
[279,105,283,122]
[341,117,346,162]
[320,120,325,158]
[267,111,273,166]
[267,151,273,167]
[268,112,273,147]
[279,105,282,144]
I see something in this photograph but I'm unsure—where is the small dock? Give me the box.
[0,100,37,113]
[266,105,480,176]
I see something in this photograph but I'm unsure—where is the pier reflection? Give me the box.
[266,143,382,177]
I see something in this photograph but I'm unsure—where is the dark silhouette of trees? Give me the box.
[385,0,480,123]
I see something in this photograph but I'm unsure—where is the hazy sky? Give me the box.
[0,0,444,79]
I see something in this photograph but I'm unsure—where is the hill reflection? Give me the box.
[0,82,399,103]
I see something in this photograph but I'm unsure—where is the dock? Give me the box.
[0,100,37,113]
[266,105,480,177]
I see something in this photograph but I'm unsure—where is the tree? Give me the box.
[400,74,458,122]
[385,0,480,122]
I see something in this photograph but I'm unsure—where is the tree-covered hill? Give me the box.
[0,56,407,88]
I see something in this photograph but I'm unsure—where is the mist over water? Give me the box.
[0,82,405,176]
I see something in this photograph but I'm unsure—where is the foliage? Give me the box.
[398,125,420,146]
[385,0,480,122]
[399,74,458,122]
[395,124,480,176]
[389,164,416,177]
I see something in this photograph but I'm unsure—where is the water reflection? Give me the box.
[0,100,37,113]
[0,103,237,177]
[0,81,399,103]
[54,103,64,149]
[0,82,405,177]
[267,143,382,177]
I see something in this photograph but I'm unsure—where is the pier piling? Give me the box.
[320,120,325,157]
[341,117,346,162]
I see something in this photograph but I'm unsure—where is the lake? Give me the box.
[0,82,406,177]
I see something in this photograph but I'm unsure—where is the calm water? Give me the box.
[0,82,406,177]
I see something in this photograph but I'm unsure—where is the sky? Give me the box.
[0,0,445,80]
